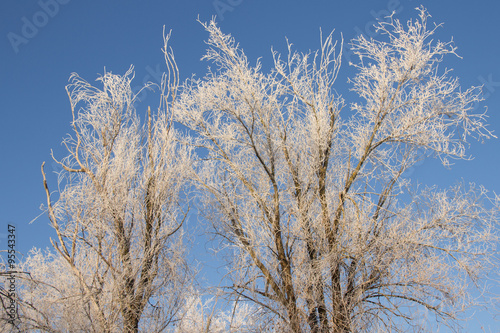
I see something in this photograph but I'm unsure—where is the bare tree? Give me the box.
[173,8,499,332]
[2,34,192,332]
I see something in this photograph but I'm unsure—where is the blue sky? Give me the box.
[1,0,499,331]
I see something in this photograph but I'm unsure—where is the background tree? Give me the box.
[1,34,192,332]
[173,8,499,332]
[173,291,267,333]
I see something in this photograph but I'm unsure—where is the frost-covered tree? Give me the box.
[0,7,498,333]
[173,8,499,332]
[1,35,192,332]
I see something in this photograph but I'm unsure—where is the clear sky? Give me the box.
[1,0,499,331]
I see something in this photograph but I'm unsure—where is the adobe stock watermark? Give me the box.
[132,64,164,104]
[7,0,71,54]
[212,0,243,21]
[401,74,499,180]
[472,74,500,111]
[5,224,18,327]
[342,0,408,64]
[401,150,426,179]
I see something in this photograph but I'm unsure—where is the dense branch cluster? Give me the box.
[1,7,498,333]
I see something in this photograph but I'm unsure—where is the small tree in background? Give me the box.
[173,8,499,332]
